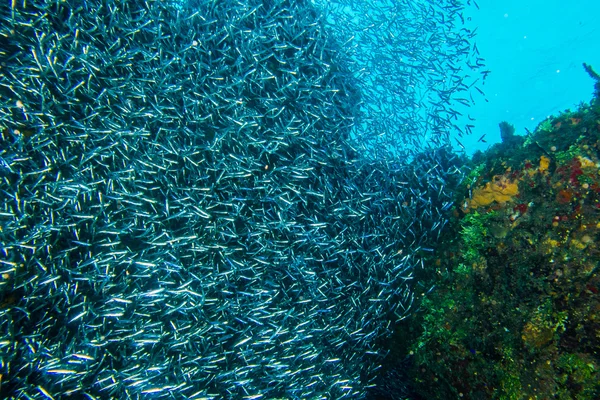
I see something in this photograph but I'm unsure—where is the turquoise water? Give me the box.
[460,0,600,154]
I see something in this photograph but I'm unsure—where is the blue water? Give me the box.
[459,0,600,155]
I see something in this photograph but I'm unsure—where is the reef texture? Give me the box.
[401,80,600,399]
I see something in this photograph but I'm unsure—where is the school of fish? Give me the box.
[0,0,481,398]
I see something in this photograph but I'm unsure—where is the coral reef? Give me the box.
[396,79,600,399]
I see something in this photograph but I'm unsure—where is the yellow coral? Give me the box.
[541,238,560,254]
[569,239,587,251]
[577,155,596,169]
[539,155,550,173]
[522,321,554,349]
[524,156,550,177]
[465,175,519,211]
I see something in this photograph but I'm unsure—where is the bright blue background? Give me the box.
[458,0,600,155]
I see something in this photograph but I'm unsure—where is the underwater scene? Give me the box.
[0,0,599,399]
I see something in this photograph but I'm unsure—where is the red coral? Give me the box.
[513,203,528,213]
[556,189,573,204]
[570,168,583,185]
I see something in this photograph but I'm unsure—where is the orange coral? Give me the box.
[464,174,519,211]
